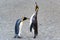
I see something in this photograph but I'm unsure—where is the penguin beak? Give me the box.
[25,18,30,20]
[27,18,30,20]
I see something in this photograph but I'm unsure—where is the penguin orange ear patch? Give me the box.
[35,5,39,11]
[22,16,24,19]
[22,16,24,20]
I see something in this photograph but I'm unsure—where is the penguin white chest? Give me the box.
[19,22,23,31]
[18,22,23,36]
[30,13,35,25]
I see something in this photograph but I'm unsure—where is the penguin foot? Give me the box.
[33,36,36,38]
[17,36,22,38]
[14,36,17,38]
[33,35,37,39]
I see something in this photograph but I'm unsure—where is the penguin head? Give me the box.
[35,2,39,12]
[35,2,37,5]
[22,17,29,21]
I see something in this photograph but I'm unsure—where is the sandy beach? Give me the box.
[0,0,60,40]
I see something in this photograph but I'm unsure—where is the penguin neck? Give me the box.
[20,21,24,26]
[21,21,23,23]
[34,11,38,16]
[36,11,38,15]
[22,20,23,22]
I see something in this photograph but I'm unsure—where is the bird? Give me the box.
[14,16,29,38]
[29,2,39,38]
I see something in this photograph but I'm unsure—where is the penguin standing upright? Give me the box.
[30,2,39,38]
[14,17,28,38]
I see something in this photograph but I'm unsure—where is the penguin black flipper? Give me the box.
[15,19,21,35]
[30,23,33,32]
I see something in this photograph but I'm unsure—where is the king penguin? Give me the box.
[29,2,39,38]
[14,17,29,38]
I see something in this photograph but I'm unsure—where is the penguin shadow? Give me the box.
[13,36,23,39]
[23,36,38,39]
[13,36,37,39]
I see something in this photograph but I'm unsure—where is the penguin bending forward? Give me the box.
[30,2,39,38]
[14,17,28,38]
